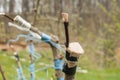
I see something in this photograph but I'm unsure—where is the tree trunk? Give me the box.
[22,0,30,14]
[33,0,40,25]
[9,0,15,13]
[78,0,83,16]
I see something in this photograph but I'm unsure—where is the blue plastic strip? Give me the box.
[41,33,58,47]
[54,59,63,70]
[57,78,64,80]
[41,33,65,53]
[41,33,51,43]
[30,74,35,80]
[18,67,26,80]
[29,43,35,55]
[29,43,35,80]
[29,42,41,61]
[30,63,35,73]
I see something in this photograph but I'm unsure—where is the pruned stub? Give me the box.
[67,42,84,57]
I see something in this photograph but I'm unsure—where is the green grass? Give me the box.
[76,69,120,80]
[0,50,120,80]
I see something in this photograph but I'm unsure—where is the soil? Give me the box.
[0,42,51,51]
[0,43,27,51]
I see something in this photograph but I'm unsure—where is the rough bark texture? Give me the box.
[65,74,75,80]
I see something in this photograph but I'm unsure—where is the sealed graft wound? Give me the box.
[67,42,84,57]
[63,42,84,75]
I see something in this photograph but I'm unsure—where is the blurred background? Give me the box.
[0,0,120,80]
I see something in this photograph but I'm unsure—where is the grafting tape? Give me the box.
[14,15,31,30]
[17,67,26,80]
[30,63,35,73]
[63,63,77,75]
[54,59,63,70]
[29,43,35,55]
[66,51,78,61]
[57,78,64,80]
[41,33,65,54]
[41,33,51,43]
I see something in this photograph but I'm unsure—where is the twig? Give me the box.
[0,65,7,80]
[33,0,40,25]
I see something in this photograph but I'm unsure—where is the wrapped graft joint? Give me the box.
[63,63,77,75]
[54,59,63,70]
[41,33,60,48]
[14,15,32,30]
[67,42,84,57]
[41,33,51,42]
[8,22,30,31]
[29,31,41,40]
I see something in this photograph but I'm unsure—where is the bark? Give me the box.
[33,0,40,25]
[9,0,15,13]
[65,74,75,80]
[22,0,30,14]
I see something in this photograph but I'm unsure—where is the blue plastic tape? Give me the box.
[57,78,64,80]
[54,59,63,70]
[30,63,35,73]
[29,43,35,55]
[41,33,51,43]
